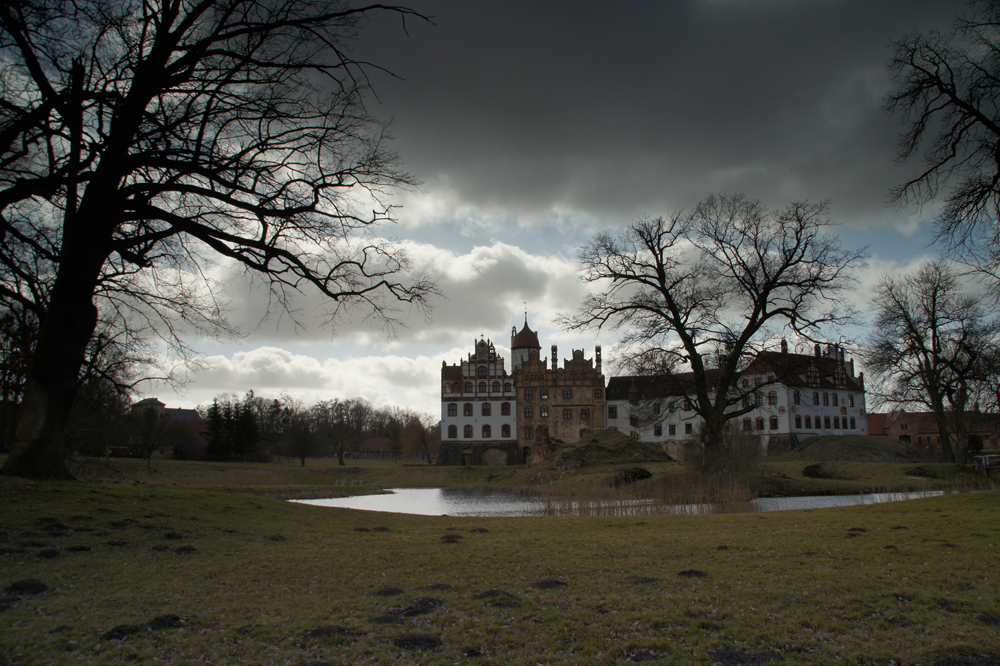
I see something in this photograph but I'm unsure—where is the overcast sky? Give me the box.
[148,0,968,417]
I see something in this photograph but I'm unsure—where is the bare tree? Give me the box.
[562,194,866,456]
[864,261,999,465]
[0,0,435,478]
[885,0,1000,293]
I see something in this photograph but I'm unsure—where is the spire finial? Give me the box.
[524,302,527,325]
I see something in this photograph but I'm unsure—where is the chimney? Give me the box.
[780,338,788,354]
[848,357,855,376]
[595,345,602,376]
[551,345,558,369]
[858,371,864,389]
[826,343,833,358]
[814,343,821,357]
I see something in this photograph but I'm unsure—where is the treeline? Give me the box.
[199,392,439,465]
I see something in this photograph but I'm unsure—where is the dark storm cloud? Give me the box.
[352,0,964,225]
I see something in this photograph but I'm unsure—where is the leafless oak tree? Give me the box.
[0,0,435,478]
[864,261,999,465]
[886,0,1000,292]
[561,194,867,454]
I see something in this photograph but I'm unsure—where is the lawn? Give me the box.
[1,476,997,665]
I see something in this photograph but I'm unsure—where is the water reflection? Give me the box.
[294,487,948,517]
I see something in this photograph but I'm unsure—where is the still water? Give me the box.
[294,487,948,517]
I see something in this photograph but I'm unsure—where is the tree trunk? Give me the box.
[1,195,108,478]
[1,276,99,478]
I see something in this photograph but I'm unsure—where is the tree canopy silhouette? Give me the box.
[0,0,434,478]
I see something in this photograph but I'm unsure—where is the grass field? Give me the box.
[1,471,998,665]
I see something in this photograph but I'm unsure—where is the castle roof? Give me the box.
[511,322,540,349]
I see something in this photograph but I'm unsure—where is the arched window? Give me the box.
[769,416,779,430]
[478,366,487,377]
[756,417,765,431]
[492,381,500,392]
[482,424,491,438]
[793,391,800,405]
[463,425,473,438]
[755,393,763,406]
[447,425,457,438]
[832,393,839,406]
[465,382,472,393]
[767,392,777,405]
[501,402,510,415]
[447,403,457,417]
[812,392,819,405]
[463,403,473,416]
[478,382,486,393]
[504,382,511,392]
[482,402,491,416]
[824,416,831,429]
[848,394,855,407]
[501,424,511,438]
[742,396,752,408]
[822,392,829,406]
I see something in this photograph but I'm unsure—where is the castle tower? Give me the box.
[510,316,541,371]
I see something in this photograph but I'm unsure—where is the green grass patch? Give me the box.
[0,478,998,665]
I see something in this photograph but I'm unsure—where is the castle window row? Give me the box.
[463,382,512,393]
[447,424,513,439]
[448,402,512,417]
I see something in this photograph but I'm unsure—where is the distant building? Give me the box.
[606,342,868,459]
[867,409,999,453]
[132,397,201,420]
[131,398,207,458]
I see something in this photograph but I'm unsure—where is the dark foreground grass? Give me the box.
[1,479,998,666]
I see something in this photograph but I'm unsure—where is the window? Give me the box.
[743,418,752,431]
[669,424,676,435]
[654,424,662,436]
[492,381,500,392]
[501,402,510,416]
[668,401,675,411]
[685,423,693,435]
[832,393,839,406]
[793,391,800,405]
[504,382,511,392]
[756,393,763,406]
[447,403,457,417]
[525,407,533,418]
[824,416,831,429]
[850,417,856,430]
[581,408,591,420]
[770,416,779,430]
[448,425,457,438]
[525,427,533,440]
[463,403,473,416]
[812,392,819,406]
[833,416,839,429]
[478,366,487,377]
[594,388,602,399]
[630,431,639,440]
[540,389,548,399]
[525,389,533,400]
[822,393,829,406]
[629,414,639,427]
[653,403,661,415]
[501,424,511,438]
[756,417,765,431]
[742,396,752,408]
[482,424,491,438]
[768,392,777,405]
[563,389,572,399]
[564,409,572,420]
[847,395,854,407]
[742,379,750,388]
[478,382,486,393]
[629,394,638,405]
[795,415,802,429]
[482,403,491,416]
[608,405,618,418]
[755,377,762,386]
[804,415,811,428]
[918,436,922,445]
[540,406,549,417]
[465,382,472,393]
[683,398,692,410]
[464,425,473,438]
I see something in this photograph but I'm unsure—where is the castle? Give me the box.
[438,320,868,465]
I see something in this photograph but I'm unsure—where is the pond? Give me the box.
[293,487,949,517]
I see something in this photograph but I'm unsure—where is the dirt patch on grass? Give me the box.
[530,579,566,590]
[392,633,442,651]
[708,648,783,664]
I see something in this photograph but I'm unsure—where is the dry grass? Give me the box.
[0,480,997,665]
